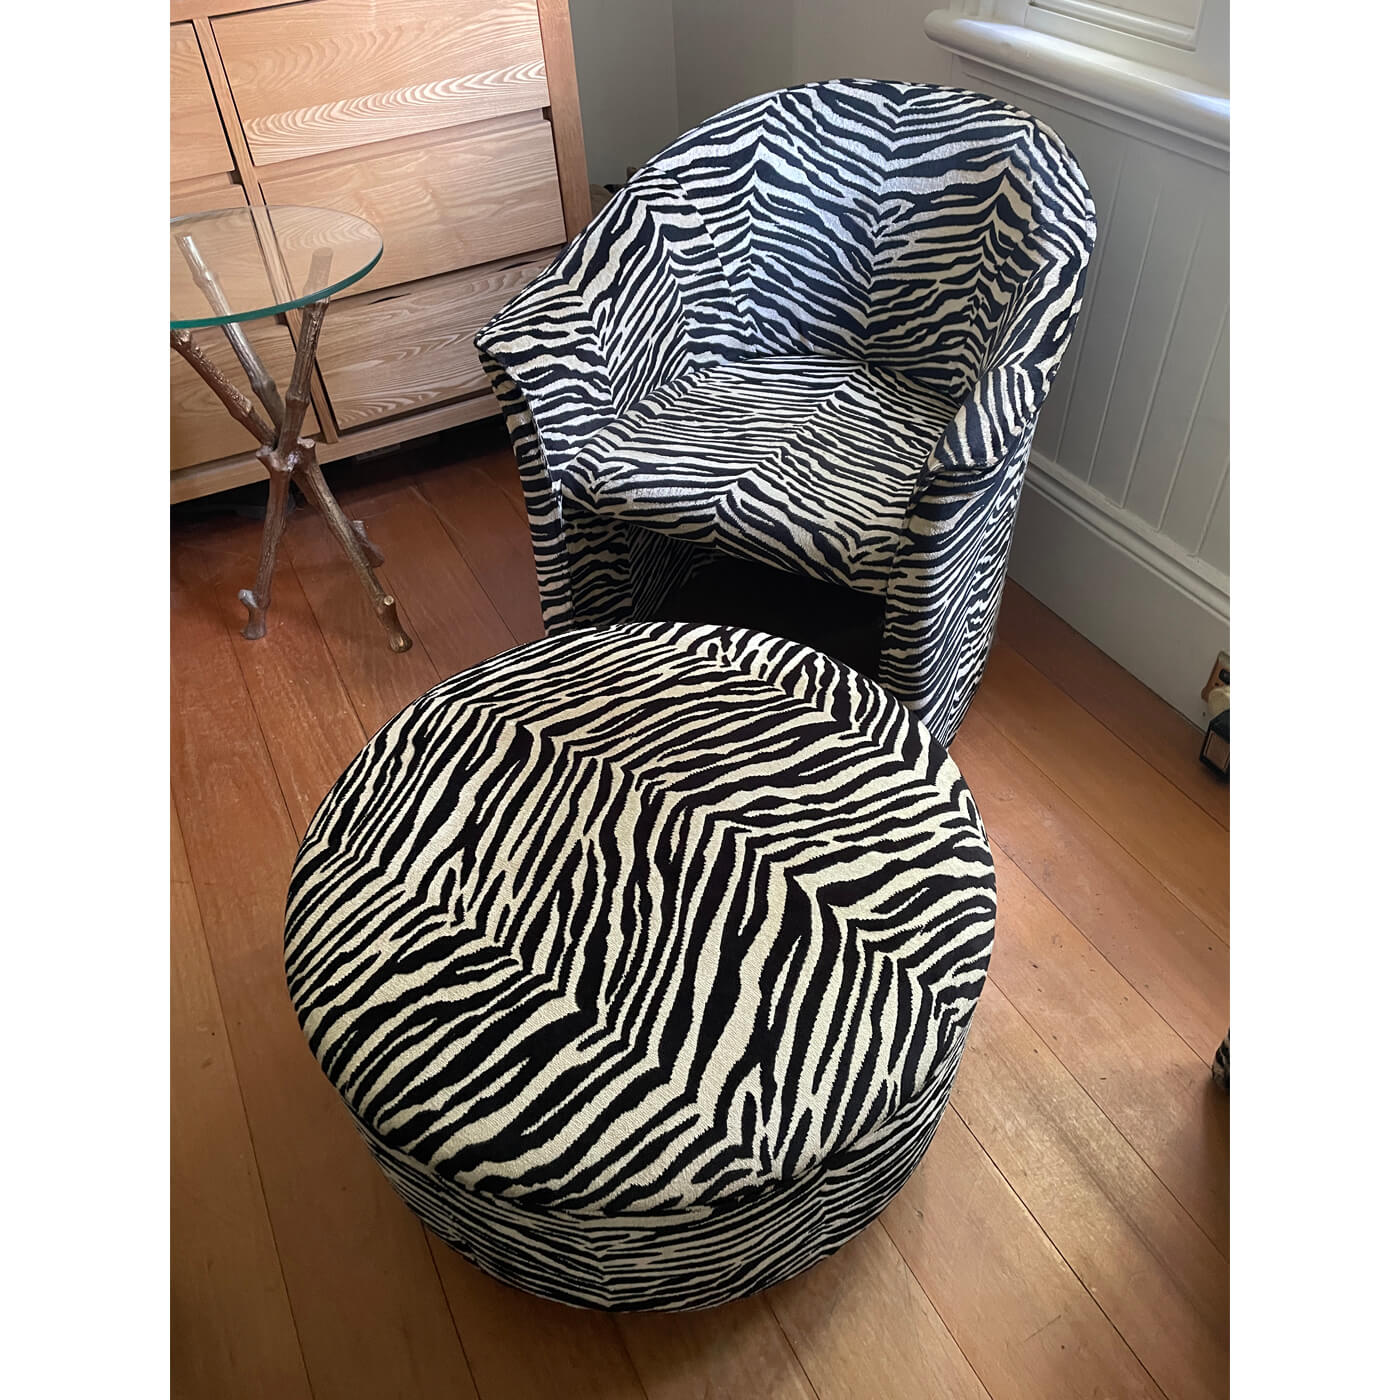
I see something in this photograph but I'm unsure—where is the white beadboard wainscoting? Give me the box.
[927,7,1229,723]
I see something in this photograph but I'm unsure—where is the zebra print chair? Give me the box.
[476,80,1095,744]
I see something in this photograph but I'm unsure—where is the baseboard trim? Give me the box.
[1027,453,1230,622]
[1009,452,1230,725]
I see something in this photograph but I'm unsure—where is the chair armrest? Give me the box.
[884,248,1088,739]
[477,168,744,464]
[930,236,1089,478]
[475,271,618,481]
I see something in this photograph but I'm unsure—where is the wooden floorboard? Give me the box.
[414,455,547,644]
[767,1224,990,1400]
[985,849,1230,1253]
[283,503,445,733]
[973,646,1230,938]
[994,581,1229,829]
[170,798,312,1400]
[197,520,367,839]
[429,1238,648,1400]
[883,1112,1168,1400]
[343,490,518,679]
[951,983,1229,1400]
[171,540,480,1400]
[170,423,1228,1400]
[951,710,1229,1064]
[618,1297,819,1400]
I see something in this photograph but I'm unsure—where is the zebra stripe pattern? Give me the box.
[476,80,1096,745]
[286,622,997,1310]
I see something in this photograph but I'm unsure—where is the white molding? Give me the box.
[923,12,1228,153]
[1029,0,1199,52]
[1026,451,1229,620]
[1010,455,1229,724]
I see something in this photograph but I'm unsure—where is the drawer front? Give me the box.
[213,0,550,165]
[171,23,234,183]
[318,255,554,429]
[256,118,564,296]
[171,174,247,217]
[171,322,321,471]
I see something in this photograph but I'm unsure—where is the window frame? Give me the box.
[1028,0,1204,52]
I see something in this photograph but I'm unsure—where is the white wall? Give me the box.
[672,1,794,133]
[668,0,954,124]
[568,0,680,186]
[790,0,954,85]
[569,1,956,183]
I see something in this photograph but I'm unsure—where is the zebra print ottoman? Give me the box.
[285,622,997,1310]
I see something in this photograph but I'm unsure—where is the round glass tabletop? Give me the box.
[171,205,383,330]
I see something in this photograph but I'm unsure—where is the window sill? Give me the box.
[923,13,1229,152]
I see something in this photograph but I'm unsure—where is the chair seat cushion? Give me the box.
[562,357,960,596]
[285,622,996,1310]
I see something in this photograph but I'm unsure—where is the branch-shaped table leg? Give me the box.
[172,293,410,652]
[351,519,385,568]
[238,463,292,639]
[176,232,285,423]
[293,454,411,652]
[170,329,275,447]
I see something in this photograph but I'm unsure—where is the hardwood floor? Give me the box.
[170,421,1229,1400]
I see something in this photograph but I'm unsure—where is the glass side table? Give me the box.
[171,204,411,651]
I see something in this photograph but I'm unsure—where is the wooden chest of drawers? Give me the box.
[168,0,588,501]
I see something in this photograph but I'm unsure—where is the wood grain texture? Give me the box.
[985,846,1230,1253]
[951,983,1229,1400]
[282,503,443,731]
[171,172,245,217]
[214,0,549,165]
[768,1224,990,1400]
[172,0,287,19]
[994,579,1229,827]
[883,1112,1168,1400]
[325,487,518,678]
[429,1239,648,1400]
[618,1298,818,1400]
[951,709,1228,1065]
[215,0,548,165]
[170,799,311,1400]
[319,256,554,429]
[169,393,502,502]
[171,22,234,182]
[414,456,546,643]
[172,1,585,488]
[974,645,1230,936]
[256,117,565,297]
[190,10,354,451]
[191,15,262,179]
[198,520,367,838]
[536,0,592,237]
[475,434,532,526]
[171,321,320,472]
[171,541,479,1399]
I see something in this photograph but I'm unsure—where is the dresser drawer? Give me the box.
[256,117,564,297]
[171,175,247,218]
[171,322,321,471]
[213,0,550,166]
[318,255,554,429]
[171,23,234,183]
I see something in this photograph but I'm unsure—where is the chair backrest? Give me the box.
[641,80,1095,404]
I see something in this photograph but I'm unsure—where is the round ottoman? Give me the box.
[285,622,996,1311]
